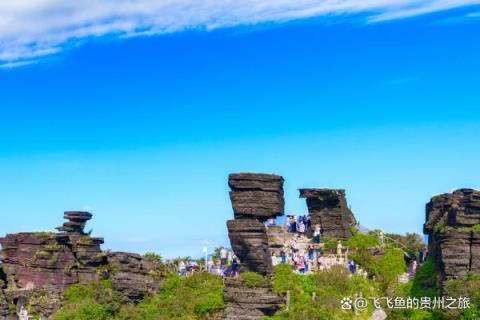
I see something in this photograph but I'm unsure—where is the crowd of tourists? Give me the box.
[176,246,239,278]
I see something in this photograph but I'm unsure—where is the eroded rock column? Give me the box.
[424,189,480,291]
[224,173,284,320]
[299,188,356,239]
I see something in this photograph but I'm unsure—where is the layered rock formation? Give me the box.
[424,189,480,289]
[299,188,356,239]
[0,211,163,319]
[224,173,285,320]
[107,252,163,302]
[223,278,282,320]
[229,173,284,221]
[227,220,271,275]
[56,211,92,234]
[227,173,284,275]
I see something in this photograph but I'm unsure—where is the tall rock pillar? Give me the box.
[299,188,356,239]
[227,173,284,275]
[224,173,284,320]
[424,189,480,291]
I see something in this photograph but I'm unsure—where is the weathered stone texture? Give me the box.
[222,278,282,320]
[229,173,284,220]
[299,188,356,239]
[266,225,287,249]
[0,211,164,318]
[227,220,272,275]
[107,252,163,302]
[56,211,93,234]
[424,189,480,291]
[224,173,285,320]
[471,232,480,274]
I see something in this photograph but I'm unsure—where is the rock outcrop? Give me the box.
[0,211,164,319]
[229,173,284,221]
[0,217,106,319]
[56,211,92,234]
[222,278,282,320]
[227,173,285,275]
[227,220,271,275]
[224,173,284,320]
[107,252,163,302]
[299,188,356,239]
[424,189,480,290]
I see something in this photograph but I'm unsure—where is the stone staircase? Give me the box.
[267,225,350,273]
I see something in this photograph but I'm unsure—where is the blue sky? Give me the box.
[1,3,480,258]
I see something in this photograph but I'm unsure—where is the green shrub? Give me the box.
[346,232,380,250]
[144,252,163,264]
[54,280,131,320]
[54,300,110,320]
[351,247,406,294]
[410,258,440,298]
[270,264,379,320]
[321,236,338,252]
[444,273,480,320]
[135,272,224,319]
[239,272,266,288]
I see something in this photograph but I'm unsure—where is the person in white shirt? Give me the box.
[220,247,228,266]
[271,252,278,266]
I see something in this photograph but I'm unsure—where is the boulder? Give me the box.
[107,252,163,302]
[229,173,284,220]
[56,211,93,234]
[299,189,356,239]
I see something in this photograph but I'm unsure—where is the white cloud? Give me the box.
[1,0,479,67]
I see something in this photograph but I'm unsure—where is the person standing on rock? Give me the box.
[298,220,306,237]
[379,231,385,246]
[231,258,239,278]
[207,258,214,273]
[291,216,297,234]
[409,257,418,279]
[220,247,228,266]
[313,224,321,244]
[271,251,278,267]
[336,240,343,261]
[280,248,287,264]
[307,245,314,262]
[179,260,187,277]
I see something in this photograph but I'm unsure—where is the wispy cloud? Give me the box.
[1,0,479,67]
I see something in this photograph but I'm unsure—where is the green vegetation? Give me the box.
[53,273,224,320]
[143,252,163,264]
[49,231,479,320]
[269,264,379,320]
[239,272,267,288]
[409,258,440,298]
[444,273,480,320]
[134,272,224,319]
[384,232,425,255]
[348,235,406,295]
[321,236,338,252]
[53,280,130,320]
[346,232,380,250]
